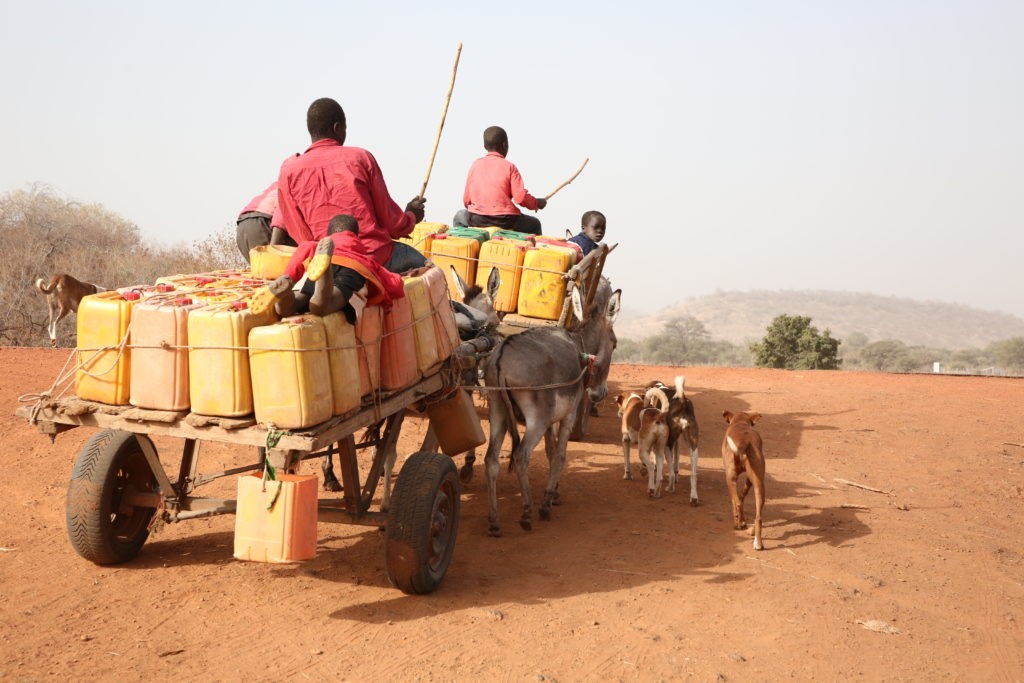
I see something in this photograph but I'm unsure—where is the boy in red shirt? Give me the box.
[453,126,546,235]
[251,214,405,320]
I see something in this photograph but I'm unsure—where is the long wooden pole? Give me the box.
[543,157,589,201]
[419,43,463,200]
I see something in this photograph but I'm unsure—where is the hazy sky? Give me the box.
[2,1,1021,316]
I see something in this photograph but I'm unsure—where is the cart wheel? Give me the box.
[569,395,591,441]
[385,451,460,594]
[66,429,159,564]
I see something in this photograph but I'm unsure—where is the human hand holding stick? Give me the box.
[542,157,589,202]
[418,42,463,202]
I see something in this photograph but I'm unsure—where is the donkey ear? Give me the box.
[606,289,622,324]
[565,228,573,240]
[450,265,468,300]
[571,285,584,321]
[486,267,501,299]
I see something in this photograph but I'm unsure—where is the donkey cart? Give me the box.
[15,356,485,595]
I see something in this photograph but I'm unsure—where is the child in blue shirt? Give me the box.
[567,210,606,257]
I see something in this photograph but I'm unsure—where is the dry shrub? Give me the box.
[1,186,243,347]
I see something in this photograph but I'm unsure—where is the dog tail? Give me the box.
[35,277,55,294]
[674,375,685,398]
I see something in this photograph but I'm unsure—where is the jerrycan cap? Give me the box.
[230,301,248,311]
[156,283,175,292]
[196,276,216,286]
[173,297,193,306]
[121,291,142,301]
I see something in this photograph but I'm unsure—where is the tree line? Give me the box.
[616,313,1024,375]
[1,187,240,347]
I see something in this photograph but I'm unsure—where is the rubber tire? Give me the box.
[569,395,591,442]
[385,452,460,595]
[66,429,159,564]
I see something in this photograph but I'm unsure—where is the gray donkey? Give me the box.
[482,278,621,536]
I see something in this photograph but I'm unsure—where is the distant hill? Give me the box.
[616,290,1024,349]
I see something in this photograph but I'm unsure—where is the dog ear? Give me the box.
[722,410,733,423]
[749,413,762,424]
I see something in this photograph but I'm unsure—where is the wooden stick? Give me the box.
[839,503,869,510]
[834,478,890,495]
[544,158,589,200]
[419,43,463,200]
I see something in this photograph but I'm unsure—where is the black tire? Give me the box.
[66,429,159,564]
[569,394,591,441]
[385,452,460,594]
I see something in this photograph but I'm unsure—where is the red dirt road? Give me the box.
[1,347,1022,681]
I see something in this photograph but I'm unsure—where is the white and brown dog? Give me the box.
[35,274,104,346]
[616,375,701,504]
[645,376,701,505]
[614,389,671,497]
[721,410,766,551]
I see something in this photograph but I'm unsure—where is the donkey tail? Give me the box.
[498,372,522,472]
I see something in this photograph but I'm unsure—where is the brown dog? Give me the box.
[721,410,766,550]
[35,274,104,346]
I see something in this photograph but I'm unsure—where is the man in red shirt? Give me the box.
[453,126,546,235]
[276,97,427,272]
[235,181,293,264]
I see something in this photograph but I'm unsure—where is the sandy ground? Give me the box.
[1,346,1022,681]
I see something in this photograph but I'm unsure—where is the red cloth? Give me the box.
[277,139,416,265]
[284,231,405,309]
[462,151,539,216]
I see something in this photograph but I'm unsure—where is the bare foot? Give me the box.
[306,237,335,282]
[250,275,294,316]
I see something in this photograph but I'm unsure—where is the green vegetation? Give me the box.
[1,186,241,347]
[613,315,751,366]
[750,315,841,370]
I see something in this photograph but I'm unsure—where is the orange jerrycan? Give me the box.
[248,316,333,429]
[130,296,206,411]
[380,296,420,391]
[76,290,140,405]
[234,473,318,563]
[355,305,383,396]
